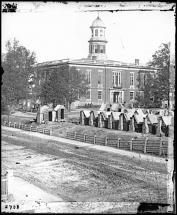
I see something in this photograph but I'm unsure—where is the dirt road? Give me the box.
[2,127,168,212]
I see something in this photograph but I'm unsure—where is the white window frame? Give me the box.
[119,91,124,103]
[98,90,102,100]
[86,69,91,86]
[130,91,135,100]
[130,72,134,88]
[113,71,121,87]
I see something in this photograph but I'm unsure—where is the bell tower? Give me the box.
[88,15,107,61]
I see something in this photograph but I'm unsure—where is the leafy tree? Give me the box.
[2,38,36,109]
[148,43,170,104]
[40,66,88,110]
[135,43,170,108]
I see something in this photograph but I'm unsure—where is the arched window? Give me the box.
[100,29,103,36]
[95,29,98,36]
[91,29,93,37]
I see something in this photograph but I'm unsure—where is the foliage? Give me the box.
[40,66,89,109]
[135,43,170,108]
[2,38,36,108]
[148,43,170,102]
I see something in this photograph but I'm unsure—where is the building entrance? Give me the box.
[61,109,64,120]
[48,111,52,121]
[113,92,119,103]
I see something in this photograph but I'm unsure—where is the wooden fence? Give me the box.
[2,120,168,157]
[2,121,51,136]
[66,131,168,157]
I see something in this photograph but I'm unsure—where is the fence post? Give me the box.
[30,126,32,132]
[84,134,86,142]
[144,137,148,153]
[105,136,108,146]
[130,138,133,151]
[94,135,96,144]
[14,123,16,128]
[74,131,77,140]
[117,138,120,148]
[159,139,163,156]
[42,128,44,134]
[9,122,11,127]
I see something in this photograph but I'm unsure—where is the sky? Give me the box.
[2,2,176,65]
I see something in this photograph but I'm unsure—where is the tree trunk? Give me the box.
[67,101,70,111]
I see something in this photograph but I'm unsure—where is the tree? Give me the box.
[135,43,170,108]
[148,43,170,105]
[2,38,36,109]
[40,66,88,110]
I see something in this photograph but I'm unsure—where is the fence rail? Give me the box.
[2,120,168,157]
[66,131,168,157]
[2,120,50,136]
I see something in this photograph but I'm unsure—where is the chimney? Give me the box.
[135,59,139,66]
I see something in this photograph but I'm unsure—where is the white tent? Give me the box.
[54,105,65,111]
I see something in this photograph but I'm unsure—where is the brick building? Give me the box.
[34,16,156,105]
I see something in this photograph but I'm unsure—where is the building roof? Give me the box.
[91,16,106,28]
[134,109,146,124]
[99,103,111,112]
[111,112,121,120]
[90,110,98,118]
[102,111,111,119]
[124,108,135,120]
[135,108,146,116]
[54,105,65,111]
[147,114,158,124]
[40,105,51,113]
[82,110,90,118]
[162,116,172,126]
[34,58,157,71]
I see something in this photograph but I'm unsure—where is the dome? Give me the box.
[91,16,106,28]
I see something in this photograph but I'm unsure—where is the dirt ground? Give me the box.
[2,127,169,213]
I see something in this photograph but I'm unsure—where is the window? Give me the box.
[91,29,93,37]
[140,91,144,98]
[86,89,91,99]
[130,72,134,86]
[118,72,121,86]
[130,91,134,100]
[113,71,121,87]
[90,45,93,53]
[100,45,104,53]
[113,72,115,85]
[94,45,98,53]
[98,91,102,100]
[119,91,124,103]
[95,29,98,36]
[100,29,103,36]
[98,70,103,85]
[86,70,91,84]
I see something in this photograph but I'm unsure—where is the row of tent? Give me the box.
[36,104,67,124]
[80,105,173,137]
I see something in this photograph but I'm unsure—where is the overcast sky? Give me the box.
[2,2,175,64]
